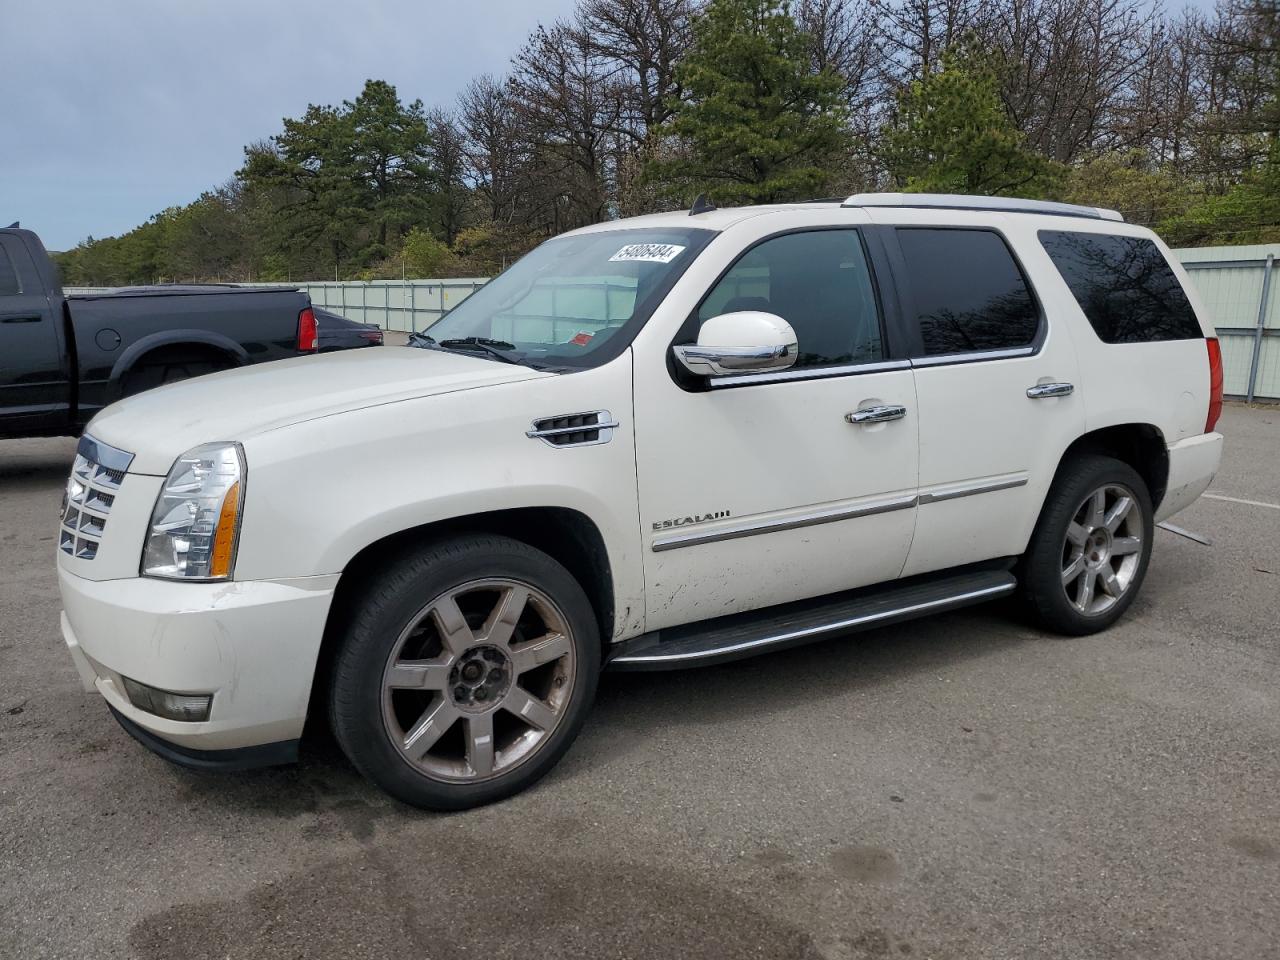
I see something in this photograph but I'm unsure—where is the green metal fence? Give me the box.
[297,278,489,333]
[1173,245,1279,401]
[64,279,491,333]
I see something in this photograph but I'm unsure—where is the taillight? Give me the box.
[1206,337,1223,433]
[297,307,317,352]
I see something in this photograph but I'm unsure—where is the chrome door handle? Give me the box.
[845,404,907,424]
[1026,382,1074,399]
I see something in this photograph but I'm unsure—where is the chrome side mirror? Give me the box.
[672,311,798,377]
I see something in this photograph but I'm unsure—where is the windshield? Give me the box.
[412,226,715,369]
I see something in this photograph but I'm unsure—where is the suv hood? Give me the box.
[88,347,552,475]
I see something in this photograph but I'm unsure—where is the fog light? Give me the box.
[122,677,213,722]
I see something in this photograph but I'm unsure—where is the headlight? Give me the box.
[142,442,245,580]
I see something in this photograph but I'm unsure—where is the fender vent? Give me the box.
[526,410,619,448]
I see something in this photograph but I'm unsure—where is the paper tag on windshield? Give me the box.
[609,243,686,264]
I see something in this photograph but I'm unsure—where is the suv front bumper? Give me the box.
[59,566,338,762]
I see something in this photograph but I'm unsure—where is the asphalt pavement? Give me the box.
[1,404,1277,959]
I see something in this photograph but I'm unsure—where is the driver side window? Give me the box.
[697,230,883,369]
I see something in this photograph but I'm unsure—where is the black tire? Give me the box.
[120,352,230,397]
[329,535,600,811]
[1021,454,1154,635]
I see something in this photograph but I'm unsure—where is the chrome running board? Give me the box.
[608,568,1017,671]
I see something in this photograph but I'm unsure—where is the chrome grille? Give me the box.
[60,436,134,561]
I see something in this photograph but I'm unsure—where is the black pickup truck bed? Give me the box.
[0,228,319,439]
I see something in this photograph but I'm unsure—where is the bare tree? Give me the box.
[987,0,1160,164]
[796,0,881,93]
[426,108,470,245]
[795,0,891,190]
[1197,0,1279,174]
[508,22,627,232]
[1124,11,1204,175]
[874,0,995,82]
[457,74,523,224]
[575,0,693,139]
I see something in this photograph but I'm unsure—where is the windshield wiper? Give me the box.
[435,336,523,365]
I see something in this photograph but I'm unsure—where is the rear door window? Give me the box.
[895,228,1039,357]
[1038,231,1202,343]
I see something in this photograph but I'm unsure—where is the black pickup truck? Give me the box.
[0,226,323,440]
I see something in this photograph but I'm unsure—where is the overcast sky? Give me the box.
[4,0,1218,251]
[0,0,578,251]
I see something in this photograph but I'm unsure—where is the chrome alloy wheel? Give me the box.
[380,578,577,783]
[1061,484,1144,616]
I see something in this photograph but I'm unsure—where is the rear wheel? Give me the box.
[329,535,600,810]
[119,349,232,397]
[1022,455,1154,635]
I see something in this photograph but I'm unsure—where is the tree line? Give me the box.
[56,0,1279,286]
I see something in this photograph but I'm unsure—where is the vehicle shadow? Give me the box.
[0,437,77,486]
[151,600,1038,822]
[577,600,1034,751]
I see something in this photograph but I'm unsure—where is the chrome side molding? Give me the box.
[917,473,1028,504]
[912,346,1036,367]
[651,493,917,552]
[712,358,911,388]
[651,473,1029,552]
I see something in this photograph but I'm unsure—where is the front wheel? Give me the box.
[1021,455,1154,635]
[329,535,600,810]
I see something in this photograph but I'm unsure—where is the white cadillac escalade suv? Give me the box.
[57,194,1225,809]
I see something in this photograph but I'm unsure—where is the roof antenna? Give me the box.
[689,193,717,216]
[6,222,18,228]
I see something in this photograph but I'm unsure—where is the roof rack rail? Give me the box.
[841,192,1124,222]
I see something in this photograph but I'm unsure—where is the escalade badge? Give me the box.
[652,510,730,531]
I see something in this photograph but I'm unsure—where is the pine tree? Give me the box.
[653,0,849,204]
[882,43,1060,198]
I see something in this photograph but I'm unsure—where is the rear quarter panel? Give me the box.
[1023,221,1209,446]
[67,289,308,419]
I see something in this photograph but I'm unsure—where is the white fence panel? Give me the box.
[298,278,489,333]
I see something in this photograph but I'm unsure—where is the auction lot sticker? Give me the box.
[609,243,686,264]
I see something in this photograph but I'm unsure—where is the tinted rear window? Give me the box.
[1038,231,1202,343]
[896,228,1039,356]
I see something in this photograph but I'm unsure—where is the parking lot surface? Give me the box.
[2,405,1277,959]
